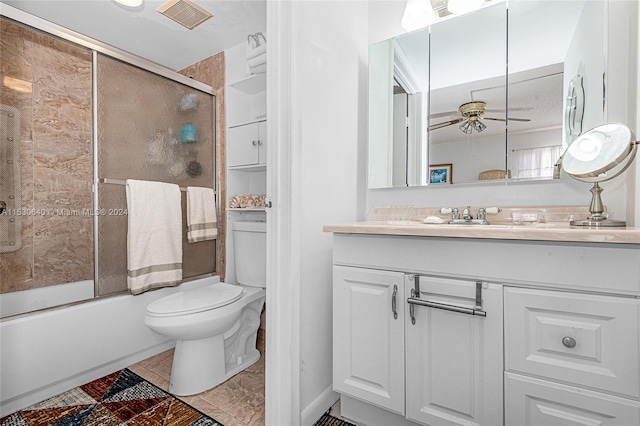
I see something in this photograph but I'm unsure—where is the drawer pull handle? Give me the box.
[562,336,577,348]
[392,285,398,320]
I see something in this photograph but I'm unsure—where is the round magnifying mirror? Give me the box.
[562,123,637,227]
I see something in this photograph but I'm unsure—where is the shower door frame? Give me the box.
[1,4,218,304]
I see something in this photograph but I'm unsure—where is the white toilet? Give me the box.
[144,220,266,396]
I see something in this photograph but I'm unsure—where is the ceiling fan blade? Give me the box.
[484,117,531,122]
[429,110,459,119]
[428,118,464,130]
[485,107,534,113]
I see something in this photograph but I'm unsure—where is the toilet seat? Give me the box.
[146,283,243,317]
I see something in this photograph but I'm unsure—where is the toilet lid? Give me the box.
[146,283,243,316]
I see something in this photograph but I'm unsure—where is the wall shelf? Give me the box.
[227,73,267,95]
[228,164,266,172]
[229,117,266,129]
[227,207,266,212]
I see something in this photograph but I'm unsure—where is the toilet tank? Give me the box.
[233,220,267,288]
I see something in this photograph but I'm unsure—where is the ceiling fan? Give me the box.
[429,101,531,134]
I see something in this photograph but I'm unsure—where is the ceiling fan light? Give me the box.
[473,119,487,133]
[459,121,473,134]
[447,0,485,15]
[401,0,436,30]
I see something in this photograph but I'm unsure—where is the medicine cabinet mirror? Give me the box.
[367,0,607,189]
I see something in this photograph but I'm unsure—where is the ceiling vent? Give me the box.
[157,0,213,30]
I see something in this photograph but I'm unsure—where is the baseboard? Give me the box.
[301,385,340,426]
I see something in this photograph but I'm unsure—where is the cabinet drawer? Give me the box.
[505,287,640,397]
[505,373,640,426]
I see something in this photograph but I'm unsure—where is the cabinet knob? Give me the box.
[252,140,258,146]
[562,336,577,348]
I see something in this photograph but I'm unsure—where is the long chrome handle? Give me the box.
[407,297,487,317]
[409,288,416,324]
[392,285,398,320]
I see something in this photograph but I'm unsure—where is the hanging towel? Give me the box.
[125,179,182,295]
[186,186,217,243]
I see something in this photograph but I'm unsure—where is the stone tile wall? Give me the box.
[0,19,93,293]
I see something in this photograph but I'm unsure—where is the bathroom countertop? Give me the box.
[323,221,640,244]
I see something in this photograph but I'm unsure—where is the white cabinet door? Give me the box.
[257,120,267,165]
[228,121,266,167]
[333,266,406,415]
[405,276,504,426]
[506,373,640,426]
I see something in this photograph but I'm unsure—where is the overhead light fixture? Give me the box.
[447,0,486,15]
[401,0,436,30]
[459,121,473,134]
[472,119,486,133]
[114,0,143,8]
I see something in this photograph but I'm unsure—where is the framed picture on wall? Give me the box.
[429,164,453,184]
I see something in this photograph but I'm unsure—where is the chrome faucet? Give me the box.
[441,206,502,225]
[462,206,473,220]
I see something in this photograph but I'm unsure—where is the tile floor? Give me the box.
[128,331,265,426]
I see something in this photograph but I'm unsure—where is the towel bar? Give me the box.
[98,178,214,193]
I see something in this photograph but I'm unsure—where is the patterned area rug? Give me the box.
[1,368,222,426]
[313,410,356,426]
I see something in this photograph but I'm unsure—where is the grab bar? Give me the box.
[407,297,487,317]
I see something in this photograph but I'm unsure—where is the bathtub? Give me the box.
[0,280,94,318]
[0,275,218,415]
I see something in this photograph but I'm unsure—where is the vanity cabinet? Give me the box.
[333,266,406,414]
[405,276,503,426]
[329,231,640,426]
[504,287,640,425]
[228,120,267,168]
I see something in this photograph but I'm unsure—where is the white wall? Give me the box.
[266,0,368,423]
[295,2,368,422]
[366,0,638,220]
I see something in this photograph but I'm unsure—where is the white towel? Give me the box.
[247,52,266,69]
[249,63,266,75]
[187,186,217,243]
[245,42,266,60]
[125,180,182,295]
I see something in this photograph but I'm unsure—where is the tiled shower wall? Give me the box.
[179,53,227,280]
[0,19,93,293]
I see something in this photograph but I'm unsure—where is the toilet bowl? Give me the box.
[143,220,267,396]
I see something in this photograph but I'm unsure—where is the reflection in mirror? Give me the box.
[367,0,607,189]
[428,1,507,184]
[368,29,429,188]
[507,0,606,181]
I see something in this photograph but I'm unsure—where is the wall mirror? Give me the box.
[368,0,607,189]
